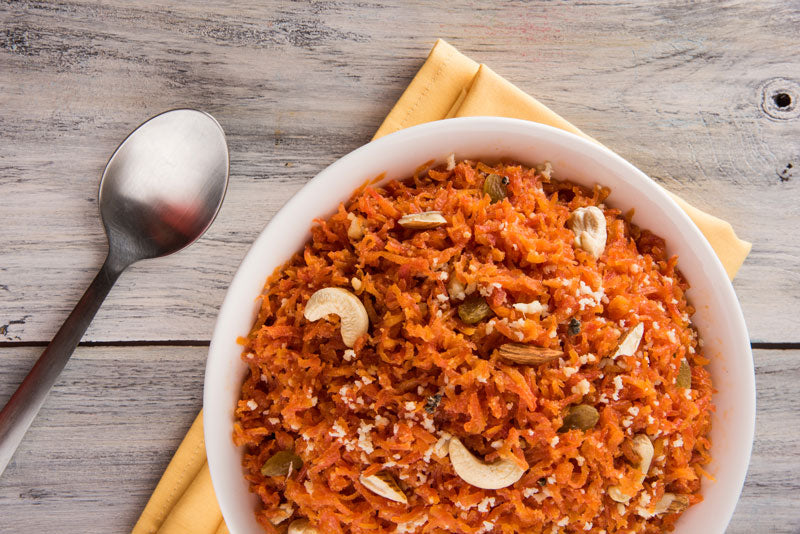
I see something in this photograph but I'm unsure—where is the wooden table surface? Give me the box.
[1,1,799,532]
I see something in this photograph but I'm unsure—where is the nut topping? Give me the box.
[609,434,654,503]
[359,471,408,504]
[304,287,369,348]
[288,519,318,534]
[568,206,607,259]
[346,212,364,240]
[613,323,644,359]
[495,344,563,365]
[448,437,525,490]
[637,493,690,518]
[397,211,447,229]
[559,404,600,432]
[676,358,691,389]
[260,450,303,477]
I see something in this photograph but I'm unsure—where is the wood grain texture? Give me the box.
[0,346,795,533]
[0,346,206,533]
[0,0,798,343]
[0,1,799,533]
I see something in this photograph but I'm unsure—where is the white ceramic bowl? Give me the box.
[204,117,754,534]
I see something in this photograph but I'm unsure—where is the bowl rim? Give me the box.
[204,116,754,534]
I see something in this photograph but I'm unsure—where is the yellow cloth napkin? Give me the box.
[132,411,227,534]
[375,39,751,277]
[133,38,751,534]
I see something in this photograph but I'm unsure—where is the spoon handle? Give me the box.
[0,256,123,477]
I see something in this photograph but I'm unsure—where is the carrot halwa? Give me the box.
[233,159,714,534]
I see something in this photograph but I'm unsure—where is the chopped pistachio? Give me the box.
[458,295,493,324]
[559,404,599,432]
[482,174,509,203]
[568,318,581,336]
[261,450,303,477]
[424,393,443,414]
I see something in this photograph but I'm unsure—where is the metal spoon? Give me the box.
[0,109,229,476]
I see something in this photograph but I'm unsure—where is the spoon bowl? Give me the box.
[100,109,229,264]
[0,109,229,476]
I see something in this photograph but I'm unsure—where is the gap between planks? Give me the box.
[0,340,211,348]
[0,341,798,350]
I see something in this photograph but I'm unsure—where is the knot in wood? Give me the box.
[760,78,799,120]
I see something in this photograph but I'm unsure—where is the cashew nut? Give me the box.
[288,519,318,534]
[613,323,644,359]
[568,206,607,259]
[398,211,447,229]
[448,437,525,490]
[609,434,654,503]
[359,471,408,504]
[346,212,364,240]
[304,287,369,348]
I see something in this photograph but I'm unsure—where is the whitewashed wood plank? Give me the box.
[723,348,800,533]
[0,346,796,532]
[0,346,206,533]
[0,0,797,345]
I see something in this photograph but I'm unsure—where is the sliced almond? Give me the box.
[359,471,408,504]
[269,503,294,525]
[608,485,634,504]
[496,344,563,365]
[397,211,447,230]
[638,493,690,518]
[630,434,654,475]
[448,437,525,490]
[663,493,690,514]
[612,323,644,359]
[609,434,654,503]
[304,287,369,348]
[288,519,318,534]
